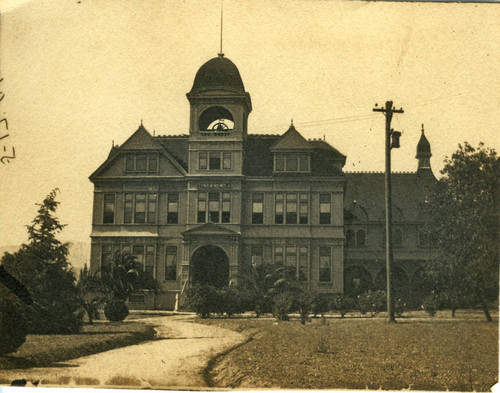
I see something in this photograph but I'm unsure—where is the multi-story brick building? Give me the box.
[89,54,435,309]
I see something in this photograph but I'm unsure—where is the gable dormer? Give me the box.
[271,122,312,173]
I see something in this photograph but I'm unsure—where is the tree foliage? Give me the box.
[1,189,82,333]
[425,142,499,321]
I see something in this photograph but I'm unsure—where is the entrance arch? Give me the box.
[191,245,229,288]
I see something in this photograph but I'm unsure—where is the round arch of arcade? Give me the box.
[190,244,230,288]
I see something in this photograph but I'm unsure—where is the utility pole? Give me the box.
[373,101,403,323]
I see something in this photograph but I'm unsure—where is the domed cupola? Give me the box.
[190,54,245,94]
[186,53,252,136]
[416,124,432,172]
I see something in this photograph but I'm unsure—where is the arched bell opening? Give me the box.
[190,245,229,288]
[198,106,235,132]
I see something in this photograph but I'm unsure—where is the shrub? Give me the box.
[104,299,129,322]
[357,290,386,317]
[330,294,355,318]
[272,292,294,321]
[311,292,330,318]
[394,298,407,317]
[422,293,439,317]
[297,292,312,325]
[186,284,219,318]
[219,287,246,317]
[0,287,28,355]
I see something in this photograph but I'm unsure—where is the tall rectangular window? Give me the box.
[274,246,283,265]
[275,193,284,224]
[221,192,231,223]
[135,156,147,172]
[299,193,308,224]
[208,192,220,222]
[286,194,297,224]
[135,193,146,223]
[252,193,264,224]
[285,246,297,279]
[223,153,232,169]
[299,154,309,172]
[124,193,133,223]
[209,153,221,170]
[145,245,155,277]
[197,193,207,223]
[199,152,208,170]
[275,154,285,172]
[319,246,331,282]
[298,247,308,281]
[147,193,157,224]
[251,245,263,266]
[132,245,145,269]
[286,155,298,171]
[101,245,113,268]
[165,246,177,281]
[103,194,115,224]
[167,193,179,224]
[319,194,331,224]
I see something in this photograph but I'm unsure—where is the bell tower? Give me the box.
[186,54,252,175]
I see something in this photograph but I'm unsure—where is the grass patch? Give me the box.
[200,312,498,391]
[0,320,156,370]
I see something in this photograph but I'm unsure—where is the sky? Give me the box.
[0,0,499,248]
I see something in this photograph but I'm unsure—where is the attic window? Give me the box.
[125,154,159,174]
[274,153,310,172]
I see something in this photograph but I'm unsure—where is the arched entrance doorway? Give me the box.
[191,245,229,288]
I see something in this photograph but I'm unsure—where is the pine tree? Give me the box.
[1,189,82,333]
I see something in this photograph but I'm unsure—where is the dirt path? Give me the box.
[0,315,245,389]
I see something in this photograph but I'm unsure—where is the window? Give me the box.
[346,229,355,247]
[198,192,230,223]
[275,193,284,224]
[197,193,207,223]
[356,229,366,247]
[252,193,264,224]
[298,247,308,281]
[199,152,208,170]
[275,154,285,172]
[222,193,231,223]
[145,245,155,276]
[132,245,144,268]
[286,194,297,224]
[129,294,145,303]
[124,193,157,224]
[274,246,284,265]
[319,247,331,283]
[275,193,308,224]
[299,193,308,224]
[223,153,232,169]
[276,246,309,281]
[165,246,177,281]
[167,194,179,224]
[319,194,331,224]
[251,245,263,266]
[199,152,231,170]
[101,245,113,268]
[103,194,115,224]
[275,153,310,172]
[125,154,159,174]
[209,154,221,170]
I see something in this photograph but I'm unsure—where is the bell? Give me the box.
[391,130,401,149]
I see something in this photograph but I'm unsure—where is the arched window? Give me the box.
[356,229,366,247]
[346,229,355,247]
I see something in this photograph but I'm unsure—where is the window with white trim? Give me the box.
[125,154,158,174]
[275,193,308,224]
[319,246,331,283]
[199,152,232,170]
[274,153,310,172]
[124,193,157,224]
[165,246,177,281]
[103,194,115,224]
[197,192,231,223]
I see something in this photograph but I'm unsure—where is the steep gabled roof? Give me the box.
[271,124,312,151]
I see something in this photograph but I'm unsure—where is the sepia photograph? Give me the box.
[0,0,498,391]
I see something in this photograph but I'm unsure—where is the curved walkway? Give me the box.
[0,315,245,389]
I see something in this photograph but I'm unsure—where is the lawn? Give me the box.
[0,320,156,371]
[201,311,498,391]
